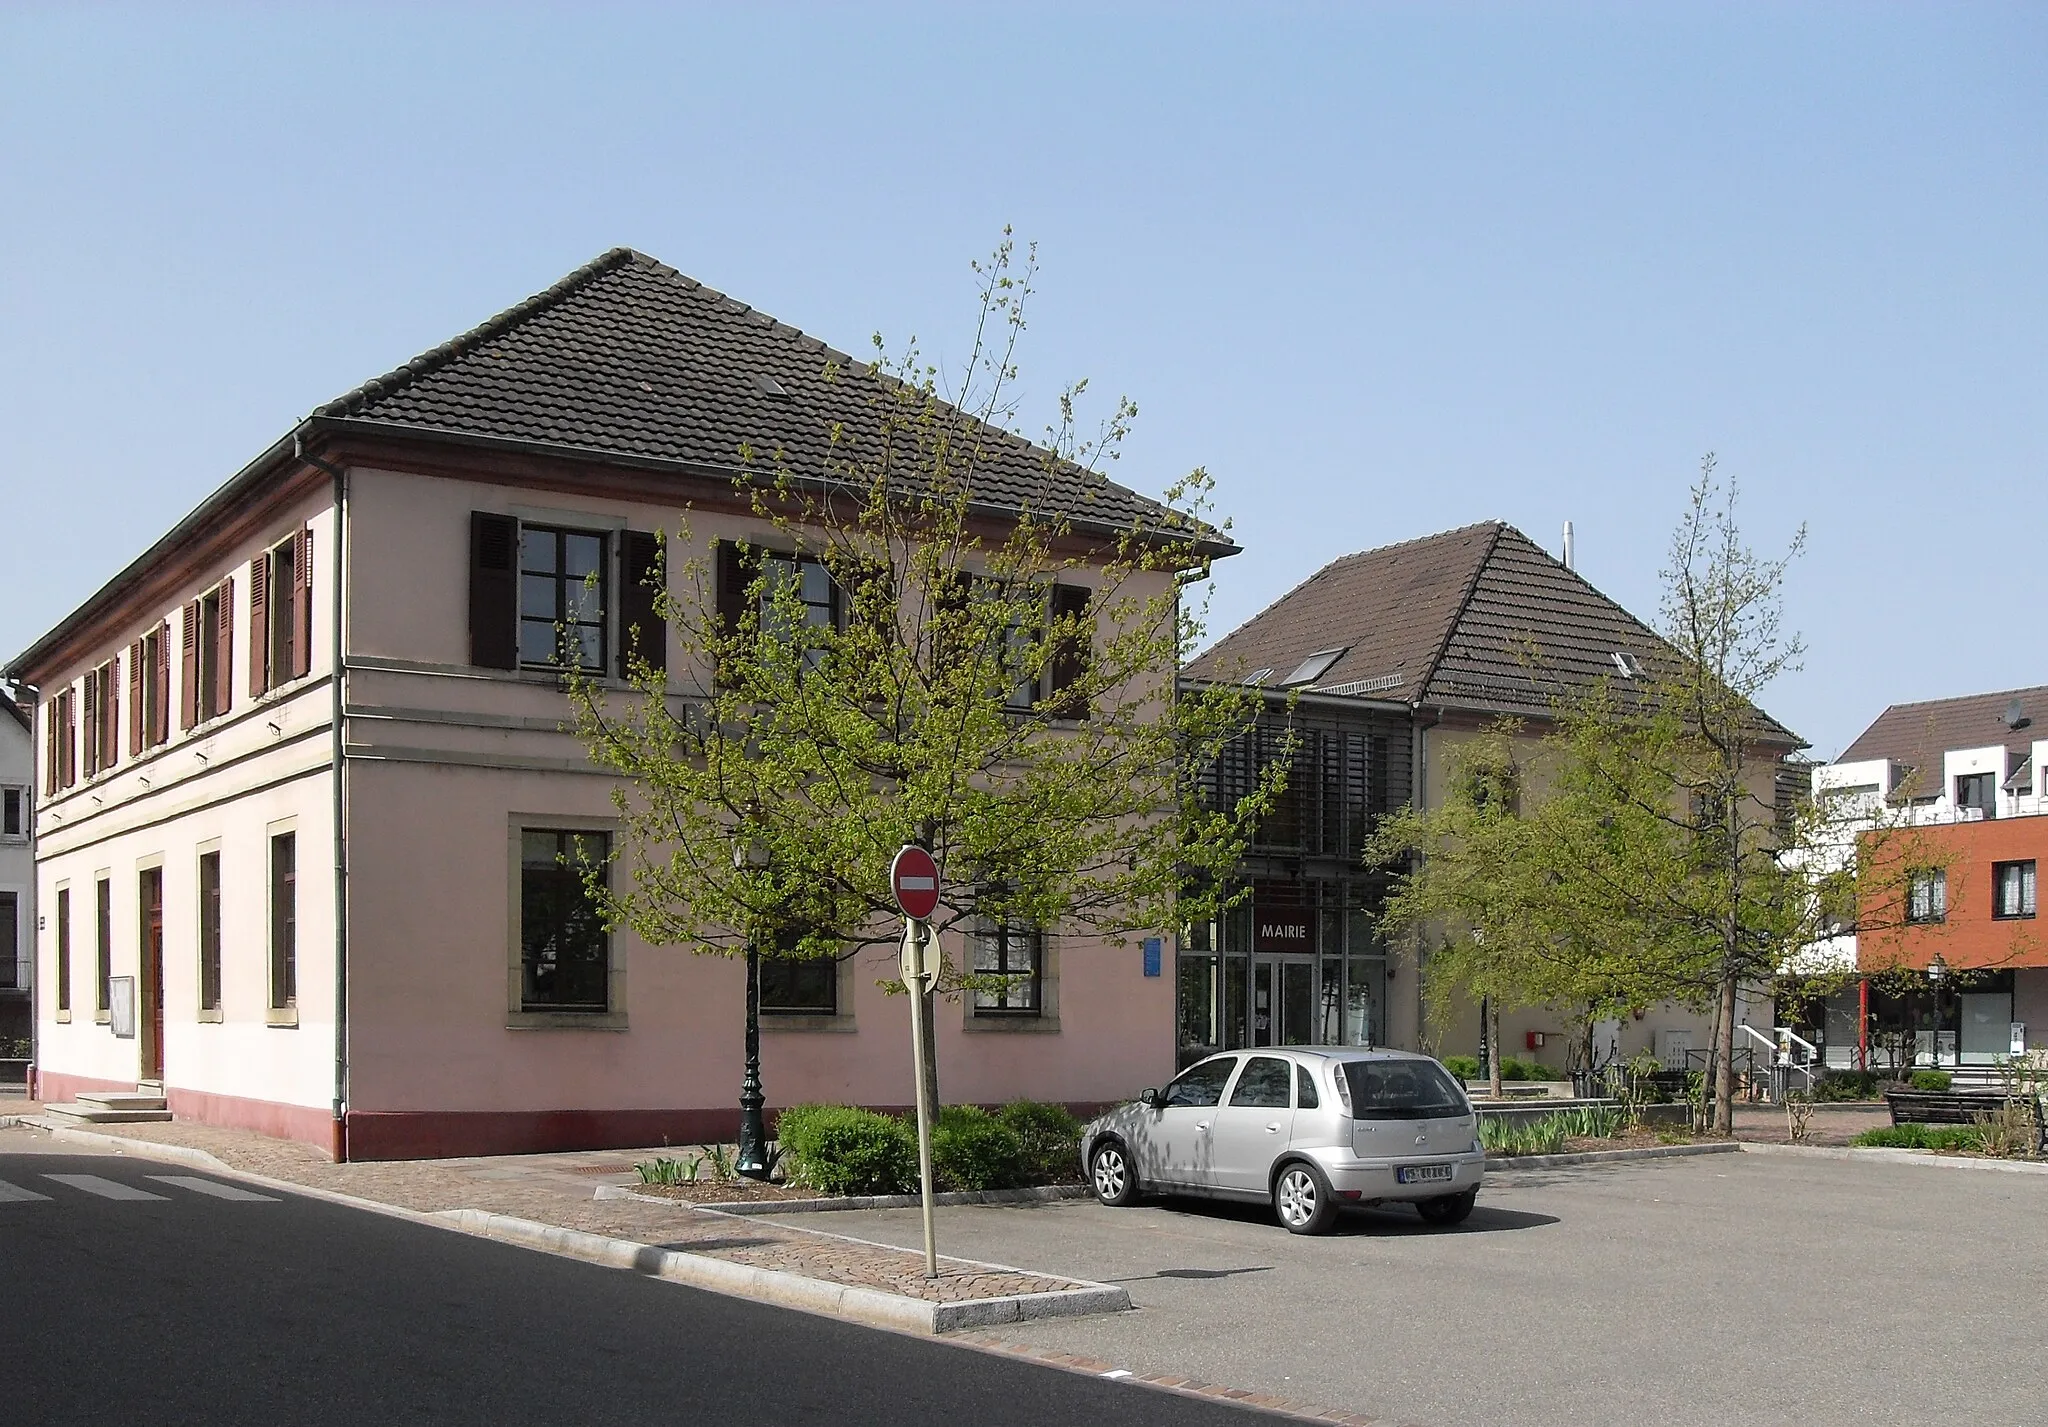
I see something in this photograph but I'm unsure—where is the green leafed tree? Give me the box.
[564,236,1283,1057]
[1373,459,1940,1133]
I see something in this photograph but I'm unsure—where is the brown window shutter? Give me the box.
[154,622,172,745]
[129,642,144,755]
[248,553,270,699]
[100,664,119,770]
[617,530,667,677]
[214,575,235,717]
[469,512,519,669]
[1047,583,1094,720]
[60,689,76,788]
[181,602,201,730]
[292,525,314,679]
[82,669,99,779]
[45,698,58,795]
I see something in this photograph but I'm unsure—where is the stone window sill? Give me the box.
[508,1010,629,1031]
[55,1011,71,1024]
[964,1015,1060,1034]
[267,1008,299,1028]
[761,1013,857,1034]
[196,1009,223,1024]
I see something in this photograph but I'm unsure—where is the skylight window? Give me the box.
[1610,651,1646,679]
[1281,647,1348,687]
[1244,667,1274,686]
[752,373,791,399]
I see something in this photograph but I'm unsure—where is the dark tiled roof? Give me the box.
[1836,685,2046,782]
[1186,520,1801,744]
[317,248,1213,546]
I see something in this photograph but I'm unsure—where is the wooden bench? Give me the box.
[1886,1090,2047,1152]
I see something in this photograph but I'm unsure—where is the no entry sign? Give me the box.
[890,845,941,921]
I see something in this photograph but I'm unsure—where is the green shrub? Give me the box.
[634,1154,702,1186]
[994,1100,1084,1184]
[774,1104,917,1195]
[1908,1070,1953,1092]
[1441,1055,1483,1079]
[1814,1070,1882,1101]
[1551,1105,1625,1139]
[1851,1124,1982,1152]
[1499,1058,1564,1082]
[929,1104,1028,1191]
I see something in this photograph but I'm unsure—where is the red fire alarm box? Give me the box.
[1525,1030,1545,1050]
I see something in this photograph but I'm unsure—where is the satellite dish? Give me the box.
[2006,697,2032,732]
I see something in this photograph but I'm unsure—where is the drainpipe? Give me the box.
[295,435,350,1162]
[1408,704,1444,1049]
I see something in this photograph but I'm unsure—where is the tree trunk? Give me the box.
[1714,968,1739,1135]
[1488,1000,1503,1099]
[1695,991,1724,1136]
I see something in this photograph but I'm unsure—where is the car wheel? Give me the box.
[1272,1161,1339,1235]
[1089,1139,1141,1207]
[1417,1189,1477,1226]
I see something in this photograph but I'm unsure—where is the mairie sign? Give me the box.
[1254,908,1312,953]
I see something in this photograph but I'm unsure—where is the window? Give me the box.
[2,787,23,838]
[269,833,296,1011]
[1955,772,1996,819]
[198,851,222,1014]
[82,660,116,777]
[970,916,1042,1016]
[519,526,608,671]
[46,688,76,792]
[1906,868,1947,925]
[95,875,112,1017]
[1281,647,1348,688]
[1338,1060,1469,1120]
[1993,861,2037,920]
[55,887,70,1016]
[131,624,170,753]
[1225,1055,1292,1108]
[519,830,610,1012]
[184,581,234,727]
[253,529,313,696]
[1610,651,1646,679]
[0,891,17,990]
[759,943,838,1016]
[1162,1056,1235,1108]
[1296,1063,1321,1109]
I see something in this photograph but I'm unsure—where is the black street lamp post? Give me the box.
[734,830,771,1181]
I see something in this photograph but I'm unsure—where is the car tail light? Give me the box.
[1330,1063,1352,1114]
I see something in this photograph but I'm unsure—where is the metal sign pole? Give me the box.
[903,916,939,1279]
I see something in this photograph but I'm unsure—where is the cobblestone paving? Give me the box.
[50,1119,1082,1304]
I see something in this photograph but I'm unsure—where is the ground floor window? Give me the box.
[269,833,297,1011]
[95,876,111,1019]
[0,891,16,990]
[970,918,1041,1016]
[759,946,837,1015]
[520,830,611,1012]
[198,851,222,1014]
[1792,969,2019,1069]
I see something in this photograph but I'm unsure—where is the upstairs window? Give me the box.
[252,529,314,697]
[1906,868,1947,925]
[1993,861,2036,920]
[1955,771,1996,819]
[182,580,234,728]
[82,661,117,777]
[2,786,24,839]
[130,624,170,754]
[519,526,609,672]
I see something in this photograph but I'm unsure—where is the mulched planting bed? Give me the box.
[629,1178,820,1203]
[1560,1129,1709,1153]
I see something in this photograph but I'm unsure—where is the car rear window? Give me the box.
[1340,1060,1468,1120]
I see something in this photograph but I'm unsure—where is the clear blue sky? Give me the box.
[3,4,2041,757]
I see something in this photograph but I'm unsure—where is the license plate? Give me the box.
[1397,1164,1454,1184]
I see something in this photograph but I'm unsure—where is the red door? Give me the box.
[141,868,164,1081]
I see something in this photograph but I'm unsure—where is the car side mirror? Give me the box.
[1138,1088,1162,1110]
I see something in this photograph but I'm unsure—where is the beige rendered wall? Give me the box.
[337,465,1177,1146]
[35,493,340,1140]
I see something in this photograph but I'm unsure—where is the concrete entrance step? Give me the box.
[37,1103,174,1125]
[76,1091,169,1112]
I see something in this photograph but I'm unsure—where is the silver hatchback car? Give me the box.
[1081,1048,1485,1234]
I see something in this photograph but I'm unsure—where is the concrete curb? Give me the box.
[11,1119,1130,1334]
[1486,1141,1741,1170]
[1738,1141,2048,1176]
[609,1184,1091,1215]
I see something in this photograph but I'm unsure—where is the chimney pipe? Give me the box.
[1562,520,1575,571]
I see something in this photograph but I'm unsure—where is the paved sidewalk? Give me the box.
[29,1118,1088,1307]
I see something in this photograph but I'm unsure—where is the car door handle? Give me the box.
[1195,1121,1210,1132]
[1265,1124,1282,1133]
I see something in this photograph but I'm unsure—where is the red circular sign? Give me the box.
[890,845,941,921]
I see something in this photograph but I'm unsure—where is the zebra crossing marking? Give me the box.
[0,1178,54,1202]
[42,1174,171,1201]
[146,1175,279,1202]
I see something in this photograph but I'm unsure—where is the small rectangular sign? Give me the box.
[1142,938,1162,977]
[1254,910,1312,953]
[109,977,136,1040]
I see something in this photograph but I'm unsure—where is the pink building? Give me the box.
[12,250,1209,1159]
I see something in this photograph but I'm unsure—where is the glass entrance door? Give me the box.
[1254,958,1317,1046]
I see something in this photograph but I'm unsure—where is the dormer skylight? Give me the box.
[752,373,791,399]
[1610,651,1646,679]
[1281,647,1349,687]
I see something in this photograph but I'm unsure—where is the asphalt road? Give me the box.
[0,1141,1266,1427]
[780,1151,2048,1427]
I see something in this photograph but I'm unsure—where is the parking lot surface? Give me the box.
[779,1153,2048,1427]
